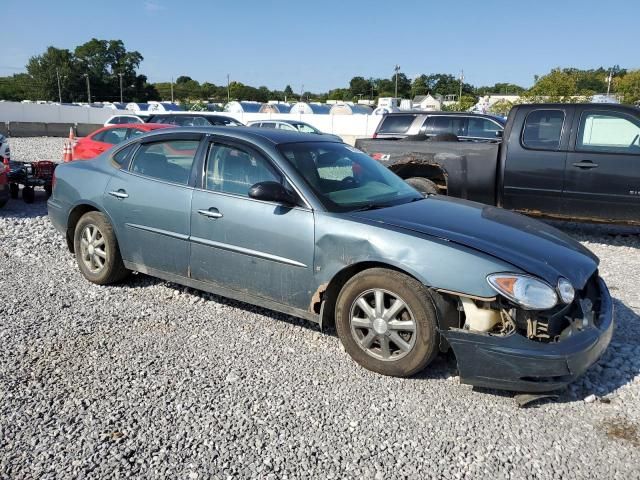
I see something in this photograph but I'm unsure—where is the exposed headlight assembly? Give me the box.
[487,273,558,310]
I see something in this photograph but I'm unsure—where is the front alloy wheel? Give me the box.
[350,288,417,361]
[335,268,439,377]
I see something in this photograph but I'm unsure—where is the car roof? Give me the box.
[99,123,170,131]
[137,126,338,145]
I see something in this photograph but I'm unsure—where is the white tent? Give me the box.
[329,103,374,115]
[289,102,331,115]
[224,101,264,113]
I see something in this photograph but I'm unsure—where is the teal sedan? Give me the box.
[48,127,613,392]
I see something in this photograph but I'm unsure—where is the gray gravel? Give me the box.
[1,139,640,479]
[8,137,66,163]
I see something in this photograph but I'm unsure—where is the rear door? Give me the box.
[562,107,640,222]
[423,115,468,139]
[501,107,572,215]
[375,114,422,138]
[103,133,203,277]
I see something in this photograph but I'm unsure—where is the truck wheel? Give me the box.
[0,199,6,209]
[9,183,19,199]
[44,185,53,197]
[405,177,438,195]
[335,268,439,377]
[22,186,35,204]
[74,211,129,285]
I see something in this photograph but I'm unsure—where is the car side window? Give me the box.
[261,122,277,129]
[577,111,640,154]
[468,118,502,139]
[93,128,128,144]
[278,123,296,131]
[427,116,467,137]
[129,139,200,185]
[204,143,281,197]
[522,110,565,150]
[112,144,136,167]
[128,128,146,139]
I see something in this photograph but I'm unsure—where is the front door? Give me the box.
[563,108,640,222]
[189,139,315,310]
[103,135,202,277]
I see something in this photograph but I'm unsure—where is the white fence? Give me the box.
[0,102,383,144]
[0,102,115,124]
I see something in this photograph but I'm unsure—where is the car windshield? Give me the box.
[278,142,421,212]
[293,123,319,134]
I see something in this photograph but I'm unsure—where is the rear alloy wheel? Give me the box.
[335,268,439,377]
[74,211,128,285]
[405,177,438,195]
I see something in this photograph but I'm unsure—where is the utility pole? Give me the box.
[118,73,124,103]
[56,68,63,104]
[459,69,464,105]
[394,64,401,98]
[300,84,304,101]
[170,77,174,103]
[83,73,91,103]
[606,69,613,96]
[227,74,230,103]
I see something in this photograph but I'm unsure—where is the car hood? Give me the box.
[348,196,599,289]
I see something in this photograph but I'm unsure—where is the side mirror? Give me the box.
[248,181,297,205]
[495,130,503,138]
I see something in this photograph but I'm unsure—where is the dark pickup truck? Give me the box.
[355,103,640,224]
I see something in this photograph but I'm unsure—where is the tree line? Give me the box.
[1,39,639,110]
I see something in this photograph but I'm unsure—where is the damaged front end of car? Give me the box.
[433,272,614,392]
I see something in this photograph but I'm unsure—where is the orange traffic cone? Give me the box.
[62,140,73,162]
[2,157,9,173]
[68,127,76,146]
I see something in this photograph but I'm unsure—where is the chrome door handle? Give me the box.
[198,208,223,219]
[572,161,599,169]
[108,190,129,199]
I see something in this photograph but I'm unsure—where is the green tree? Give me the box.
[441,95,477,112]
[528,68,578,101]
[614,70,640,104]
[26,46,77,101]
[412,75,429,96]
[488,99,514,115]
[349,76,371,97]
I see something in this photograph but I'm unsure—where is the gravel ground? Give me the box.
[8,137,66,163]
[1,139,640,479]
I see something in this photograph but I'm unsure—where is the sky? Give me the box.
[2,0,639,93]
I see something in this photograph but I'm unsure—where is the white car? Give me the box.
[0,134,10,162]
[247,119,342,141]
[103,114,146,127]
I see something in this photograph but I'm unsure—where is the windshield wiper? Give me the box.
[351,203,388,212]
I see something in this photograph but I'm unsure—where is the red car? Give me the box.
[73,123,172,160]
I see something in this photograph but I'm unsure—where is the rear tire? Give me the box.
[74,211,129,285]
[10,183,19,199]
[405,177,438,195]
[0,199,6,209]
[335,268,439,377]
[22,186,34,204]
[44,185,53,197]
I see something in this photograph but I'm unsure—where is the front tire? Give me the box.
[73,211,129,285]
[335,268,439,377]
[405,177,438,195]
[9,183,19,199]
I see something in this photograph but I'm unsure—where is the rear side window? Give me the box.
[426,116,467,137]
[577,111,640,154]
[522,110,565,150]
[130,139,200,185]
[467,118,502,139]
[378,115,417,134]
[93,128,129,144]
[112,144,135,167]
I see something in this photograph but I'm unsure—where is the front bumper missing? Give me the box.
[442,277,614,392]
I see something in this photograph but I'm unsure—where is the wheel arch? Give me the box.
[317,261,431,329]
[388,163,448,194]
[65,202,115,253]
